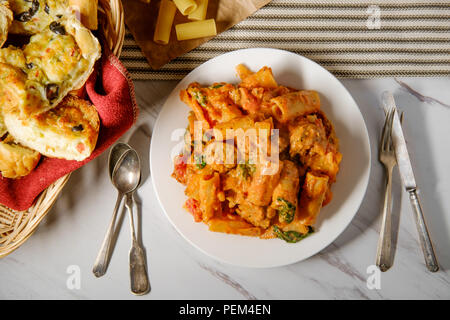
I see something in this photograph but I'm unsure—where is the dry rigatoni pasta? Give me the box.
[175,19,216,41]
[173,0,197,15]
[153,0,177,45]
[188,0,208,21]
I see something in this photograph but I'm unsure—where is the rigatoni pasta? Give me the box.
[238,65,278,89]
[270,161,300,224]
[172,65,342,243]
[296,172,330,226]
[199,172,221,221]
[153,0,216,45]
[175,19,217,41]
[173,0,197,15]
[188,0,209,21]
[246,161,283,207]
[153,0,177,45]
[271,91,321,123]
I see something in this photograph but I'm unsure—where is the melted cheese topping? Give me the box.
[0,14,100,117]
[0,62,44,116]
[24,31,85,83]
[4,95,99,161]
[0,2,13,46]
[0,46,26,69]
[9,0,68,34]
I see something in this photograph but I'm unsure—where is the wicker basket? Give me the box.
[0,0,125,258]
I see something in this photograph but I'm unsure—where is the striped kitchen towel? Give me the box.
[120,0,450,80]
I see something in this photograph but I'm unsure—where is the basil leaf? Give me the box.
[276,197,296,223]
[194,154,206,169]
[273,225,314,243]
[238,161,256,179]
[192,90,207,107]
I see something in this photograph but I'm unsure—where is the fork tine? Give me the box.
[380,110,389,149]
[386,108,395,151]
[380,108,392,151]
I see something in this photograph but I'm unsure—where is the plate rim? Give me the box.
[150,48,371,268]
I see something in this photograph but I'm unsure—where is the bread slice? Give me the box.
[0,111,7,138]
[4,95,100,161]
[0,135,41,179]
[8,0,68,35]
[0,13,101,118]
[0,1,13,47]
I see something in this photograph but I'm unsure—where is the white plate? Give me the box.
[150,48,370,268]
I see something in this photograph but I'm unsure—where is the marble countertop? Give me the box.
[1,77,449,300]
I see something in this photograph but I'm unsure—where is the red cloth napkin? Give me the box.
[0,52,139,211]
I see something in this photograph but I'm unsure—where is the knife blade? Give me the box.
[381,91,439,272]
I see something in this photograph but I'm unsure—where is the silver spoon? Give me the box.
[93,144,132,277]
[116,149,150,295]
[108,143,131,179]
[94,144,149,294]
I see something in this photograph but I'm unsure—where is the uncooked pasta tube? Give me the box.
[153,0,177,45]
[175,19,217,41]
[173,0,197,15]
[188,0,208,20]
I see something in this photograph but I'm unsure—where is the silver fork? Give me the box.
[376,107,396,272]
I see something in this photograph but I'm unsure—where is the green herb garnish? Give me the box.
[273,225,314,243]
[276,197,296,223]
[210,84,224,89]
[192,89,207,107]
[238,161,256,179]
[194,154,206,169]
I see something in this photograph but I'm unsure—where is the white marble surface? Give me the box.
[1,77,449,300]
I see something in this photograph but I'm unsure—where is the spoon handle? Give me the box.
[93,192,123,277]
[126,193,150,295]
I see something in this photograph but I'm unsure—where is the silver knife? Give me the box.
[382,91,439,272]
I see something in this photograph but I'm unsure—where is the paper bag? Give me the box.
[123,0,272,69]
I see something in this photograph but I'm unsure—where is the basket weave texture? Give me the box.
[0,0,125,258]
